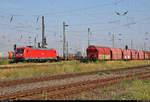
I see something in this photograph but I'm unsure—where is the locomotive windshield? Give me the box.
[16,49,24,54]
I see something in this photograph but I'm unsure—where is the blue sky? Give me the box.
[0,0,150,56]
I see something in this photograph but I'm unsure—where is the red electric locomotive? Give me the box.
[11,46,57,62]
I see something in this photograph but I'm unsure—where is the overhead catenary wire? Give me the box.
[32,0,123,16]
[1,14,150,37]
[90,16,150,32]
[0,10,150,34]
[0,0,150,52]
[0,0,123,20]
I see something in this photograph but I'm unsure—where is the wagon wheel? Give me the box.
[90,55,96,62]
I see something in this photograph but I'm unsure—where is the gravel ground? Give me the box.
[0,72,125,96]
[63,83,131,100]
[0,74,102,96]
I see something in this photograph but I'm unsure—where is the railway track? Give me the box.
[0,65,150,87]
[0,62,79,69]
[0,65,150,100]
[0,68,150,100]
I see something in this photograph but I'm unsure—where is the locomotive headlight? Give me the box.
[20,54,23,56]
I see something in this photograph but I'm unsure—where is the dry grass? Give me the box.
[0,60,150,80]
[113,79,150,100]
[128,80,150,100]
[65,79,150,100]
[0,59,11,65]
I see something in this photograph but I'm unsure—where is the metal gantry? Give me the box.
[109,32,122,48]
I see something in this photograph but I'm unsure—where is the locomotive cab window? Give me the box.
[16,49,24,54]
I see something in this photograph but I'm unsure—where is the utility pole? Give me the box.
[41,16,47,48]
[144,42,146,50]
[63,22,69,59]
[34,37,37,48]
[88,28,90,47]
[131,40,133,49]
[63,22,66,59]
[28,36,31,46]
[112,33,115,48]
[66,41,68,60]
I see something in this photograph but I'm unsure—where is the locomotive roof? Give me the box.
[31,48,55,50]
[16,47,55,50]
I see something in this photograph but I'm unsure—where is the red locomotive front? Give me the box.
[14,47,57,62]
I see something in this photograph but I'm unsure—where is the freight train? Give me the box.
[8,45,150,63]
[86,45,150,61]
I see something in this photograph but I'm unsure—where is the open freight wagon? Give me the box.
[86,45,150,61]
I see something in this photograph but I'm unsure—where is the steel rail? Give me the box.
[0,70,150,100]
[0,65,150,87]
[32,71,150,100]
